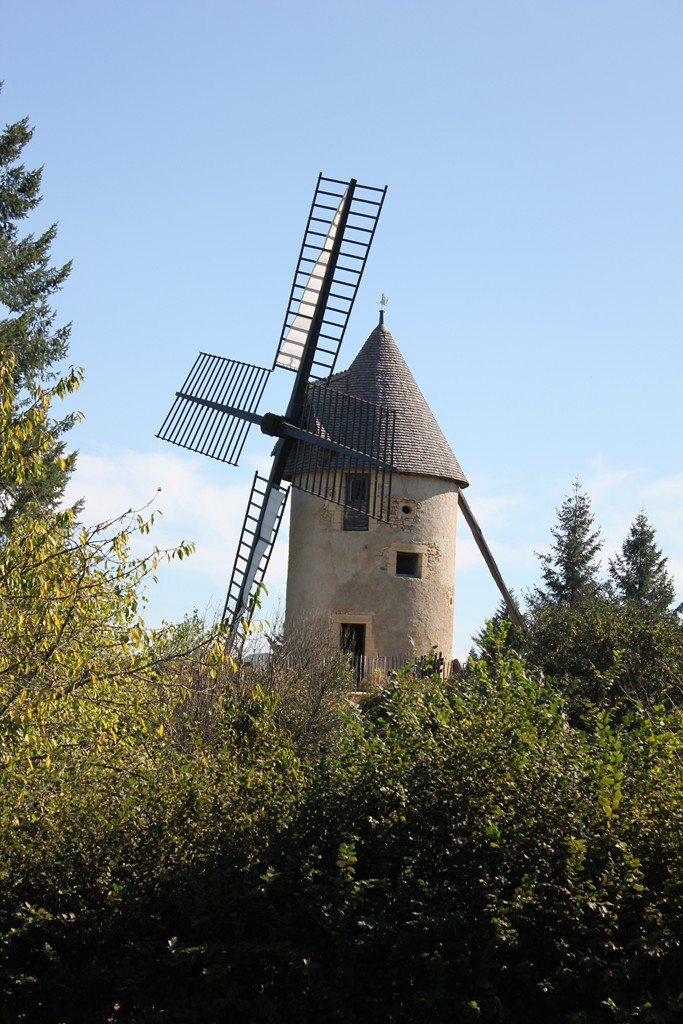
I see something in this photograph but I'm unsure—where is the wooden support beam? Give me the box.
[458,491,525,631]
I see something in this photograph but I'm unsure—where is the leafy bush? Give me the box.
[524,597,683,711]
[5,633,683,1022]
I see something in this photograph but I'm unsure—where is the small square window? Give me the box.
[396,551,421,577]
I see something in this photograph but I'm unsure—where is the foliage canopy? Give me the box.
[3,638,683,1023]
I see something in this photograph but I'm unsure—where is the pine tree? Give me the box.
[533,481,603,608]
[0,91,77,532]
[609,512,678,614]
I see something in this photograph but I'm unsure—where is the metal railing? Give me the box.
[240,649,450,688]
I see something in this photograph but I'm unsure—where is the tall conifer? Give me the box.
[0,90,77,531]
[609,512,678,614]
[533,481,602,607]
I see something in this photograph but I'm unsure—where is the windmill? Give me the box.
[158,174,523,653]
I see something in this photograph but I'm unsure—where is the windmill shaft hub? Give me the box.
[260,412,285,438]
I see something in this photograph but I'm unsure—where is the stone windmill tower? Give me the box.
[285,313,468,667]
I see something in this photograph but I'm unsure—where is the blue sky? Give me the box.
[2,0,682,658]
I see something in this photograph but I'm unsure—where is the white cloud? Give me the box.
[63,445,290,628]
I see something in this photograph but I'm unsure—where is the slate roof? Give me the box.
[326,320,468,486]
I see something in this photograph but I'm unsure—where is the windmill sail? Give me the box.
[224,473,290,633]
[275,194,345,373]
[287,384,395,521]
[157,353,270,465]
[274,175,386,381]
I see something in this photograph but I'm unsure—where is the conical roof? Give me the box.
[328,320,468,485]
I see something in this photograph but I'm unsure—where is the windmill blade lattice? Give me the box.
[224,474,290,629]
[275,175,386,380]
[157,353,270,465]
[288,384,395,521]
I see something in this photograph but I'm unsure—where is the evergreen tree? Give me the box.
[532,480,602,608]
[0,90,77,531]
[609,511,678,614]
